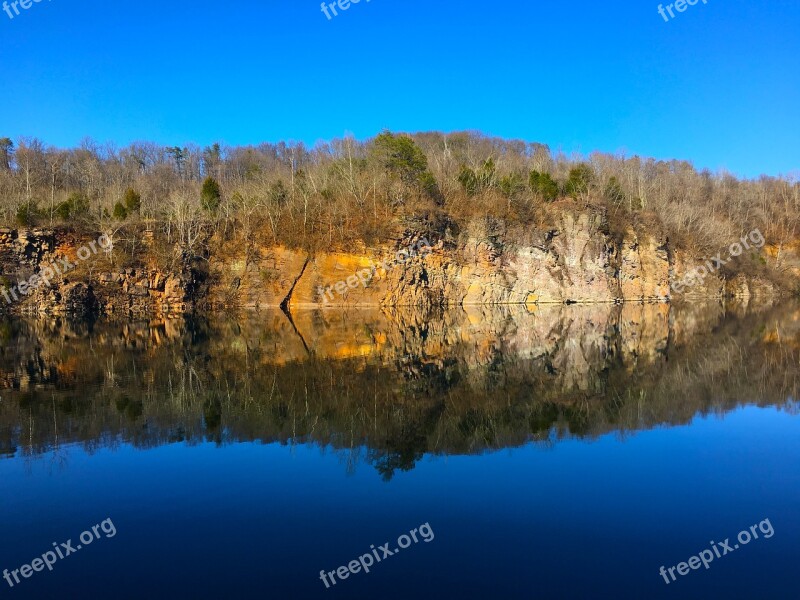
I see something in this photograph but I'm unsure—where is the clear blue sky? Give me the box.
[0,0,798,177]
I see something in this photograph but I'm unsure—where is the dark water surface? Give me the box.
[1,302,799,599]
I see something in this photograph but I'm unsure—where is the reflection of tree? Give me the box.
[49,395,68,471]
[115,394,144,420]
[456,409,497,448]
[399,357,461,395]
[369,402,445,481]
[203,396,222,430]
[24,395,69,474]
[527,403,560,436]
[369,426,427,482]
[203,396,224,445]
[2,302,800,479]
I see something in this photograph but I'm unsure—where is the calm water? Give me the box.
[1,303,799,599]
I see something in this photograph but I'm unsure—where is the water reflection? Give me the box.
[1,300,799,479]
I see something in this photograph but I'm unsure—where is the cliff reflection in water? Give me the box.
[1,301,799,479]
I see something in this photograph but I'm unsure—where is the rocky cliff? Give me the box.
[0,204,787,318]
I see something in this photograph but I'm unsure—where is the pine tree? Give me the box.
[113,202,128,220]
[201,177,222,212]
[564,164,594,198]
[530,171,560,202]
[123,188,141,213]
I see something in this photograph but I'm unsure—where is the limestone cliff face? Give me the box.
[0,205,787,317]
[206,244,308,309]
[282,209,671,308]
[276,209,673,309]
[618,226,672,301]
[0,227,55,277]
[0,227,200,316]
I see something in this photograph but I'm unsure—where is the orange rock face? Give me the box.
[0,205,789,318]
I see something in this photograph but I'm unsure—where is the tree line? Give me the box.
[0,132,797,261]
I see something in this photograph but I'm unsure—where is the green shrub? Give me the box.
[15,203,38,226]
[55,192,90,220]
[201,176,222,212]
[499,173,526,198]
[564,164,594,198]
[419,171,443,204]
[113,202,128,220]
[458,166,479,195]
[529,170,559,202]
[123,188,141,213]
[269,180,288,205]
[458,160,500,196]
[478,158,496,189]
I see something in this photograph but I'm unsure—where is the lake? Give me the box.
[1,302,798,599]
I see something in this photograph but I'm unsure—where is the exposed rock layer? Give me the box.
[0,206,787,317]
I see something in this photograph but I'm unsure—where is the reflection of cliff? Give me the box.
[1,301,799,478]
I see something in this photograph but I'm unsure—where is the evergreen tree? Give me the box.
[478,158,496,189]
[458,165,479,195]
[55,192,90,220]
[0,137,13,170]
[372,131,430,185]
[499,173,526,198]
[123,188,141,213]
[201,176,222,212]
[564,164,594,198]
[113,202,128,220]
[372,131,442,202]
[16,202,37,226]
[529,170,560,202]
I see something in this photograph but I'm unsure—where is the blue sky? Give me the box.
[0,0,798,177]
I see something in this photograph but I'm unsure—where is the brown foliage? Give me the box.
[0,132,796,260]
